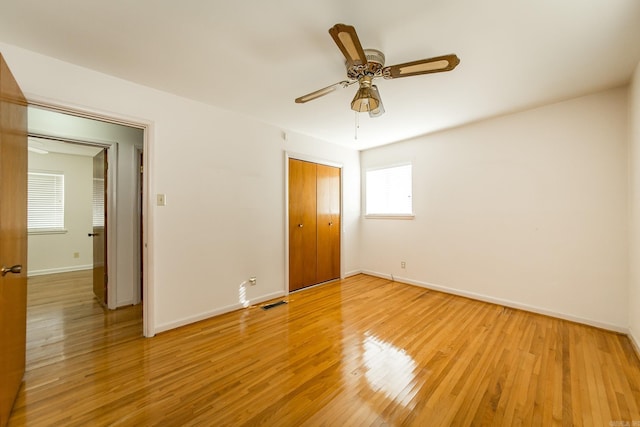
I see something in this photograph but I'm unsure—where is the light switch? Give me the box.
[156,194,166,206]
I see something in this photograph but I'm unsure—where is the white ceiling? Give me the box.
[28,136,103,157]
[1,0,639,150]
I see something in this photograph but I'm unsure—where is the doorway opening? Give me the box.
[25,105,150,368]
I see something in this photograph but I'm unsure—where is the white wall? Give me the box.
[629,61,640,350]
[28,151,93,275]
[0,42,361,333]
[29,108,144,307]
[361,88,629,330]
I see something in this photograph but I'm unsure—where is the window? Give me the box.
[28,171,65,232]
[365,164,413,217]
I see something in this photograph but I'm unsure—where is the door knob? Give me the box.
[298,224,303,228]
[88,233,100,237]
[1,265,22,277]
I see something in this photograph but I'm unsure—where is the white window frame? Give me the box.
[27,170,67,234]
[364,163,414,219]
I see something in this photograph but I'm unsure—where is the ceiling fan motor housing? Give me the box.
[347,49,386,80]
[365,49,385,65]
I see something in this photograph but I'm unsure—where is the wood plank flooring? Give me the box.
[8,271,640,426]
[24,271,142,371]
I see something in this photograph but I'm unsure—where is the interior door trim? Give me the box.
[25,97,155,338]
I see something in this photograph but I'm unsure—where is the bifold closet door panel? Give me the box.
[316,164,341,283]
[288,159,317,291]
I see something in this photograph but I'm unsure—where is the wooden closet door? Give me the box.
[316,164,341,283]
[288,159,317,291]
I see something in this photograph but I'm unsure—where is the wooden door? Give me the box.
[288,159,317,291]
[0,53,28,427]
[316,164,341,283]
[91,149,107,306]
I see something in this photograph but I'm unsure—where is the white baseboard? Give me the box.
[155,290,285,334]
[250,291,286,306]
[28,264,92,277]
[361,269,628,334]
[344,269,363,278]
[116,299,135,308]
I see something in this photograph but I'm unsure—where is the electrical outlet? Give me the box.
[401,261,406,269]
[73,252,80,259]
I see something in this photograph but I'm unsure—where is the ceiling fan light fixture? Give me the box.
[368,85,385,118]
[350,77,380,112]
[351,88,379,112]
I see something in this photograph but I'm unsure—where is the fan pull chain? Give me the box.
[354,112,359,140]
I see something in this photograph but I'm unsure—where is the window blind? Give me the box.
[28,172,65,230]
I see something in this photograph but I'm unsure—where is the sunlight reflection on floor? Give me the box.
[363,333,417,405]
[238,280,249,308]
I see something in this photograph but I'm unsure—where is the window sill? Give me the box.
[365,214,415,220]
[28,229,68,235]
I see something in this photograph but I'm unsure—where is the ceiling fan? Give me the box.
[295,23,460,118]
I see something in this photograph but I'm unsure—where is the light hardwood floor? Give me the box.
[8,271,640,426]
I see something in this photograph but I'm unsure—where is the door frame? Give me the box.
[284,151,344,295]
[27,97,155,337]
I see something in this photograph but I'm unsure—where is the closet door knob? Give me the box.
[298,224,303,228]
[1,265,22,277]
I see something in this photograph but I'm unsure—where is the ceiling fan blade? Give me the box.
[384,54,460,79]
[368,85,385,118]
[295,81,352,104]
[329,23,368,67]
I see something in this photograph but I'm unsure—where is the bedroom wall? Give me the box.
[360,88,629,330]
[0,42,361,334]
[629,61,640,350]
[27,151,93,275]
